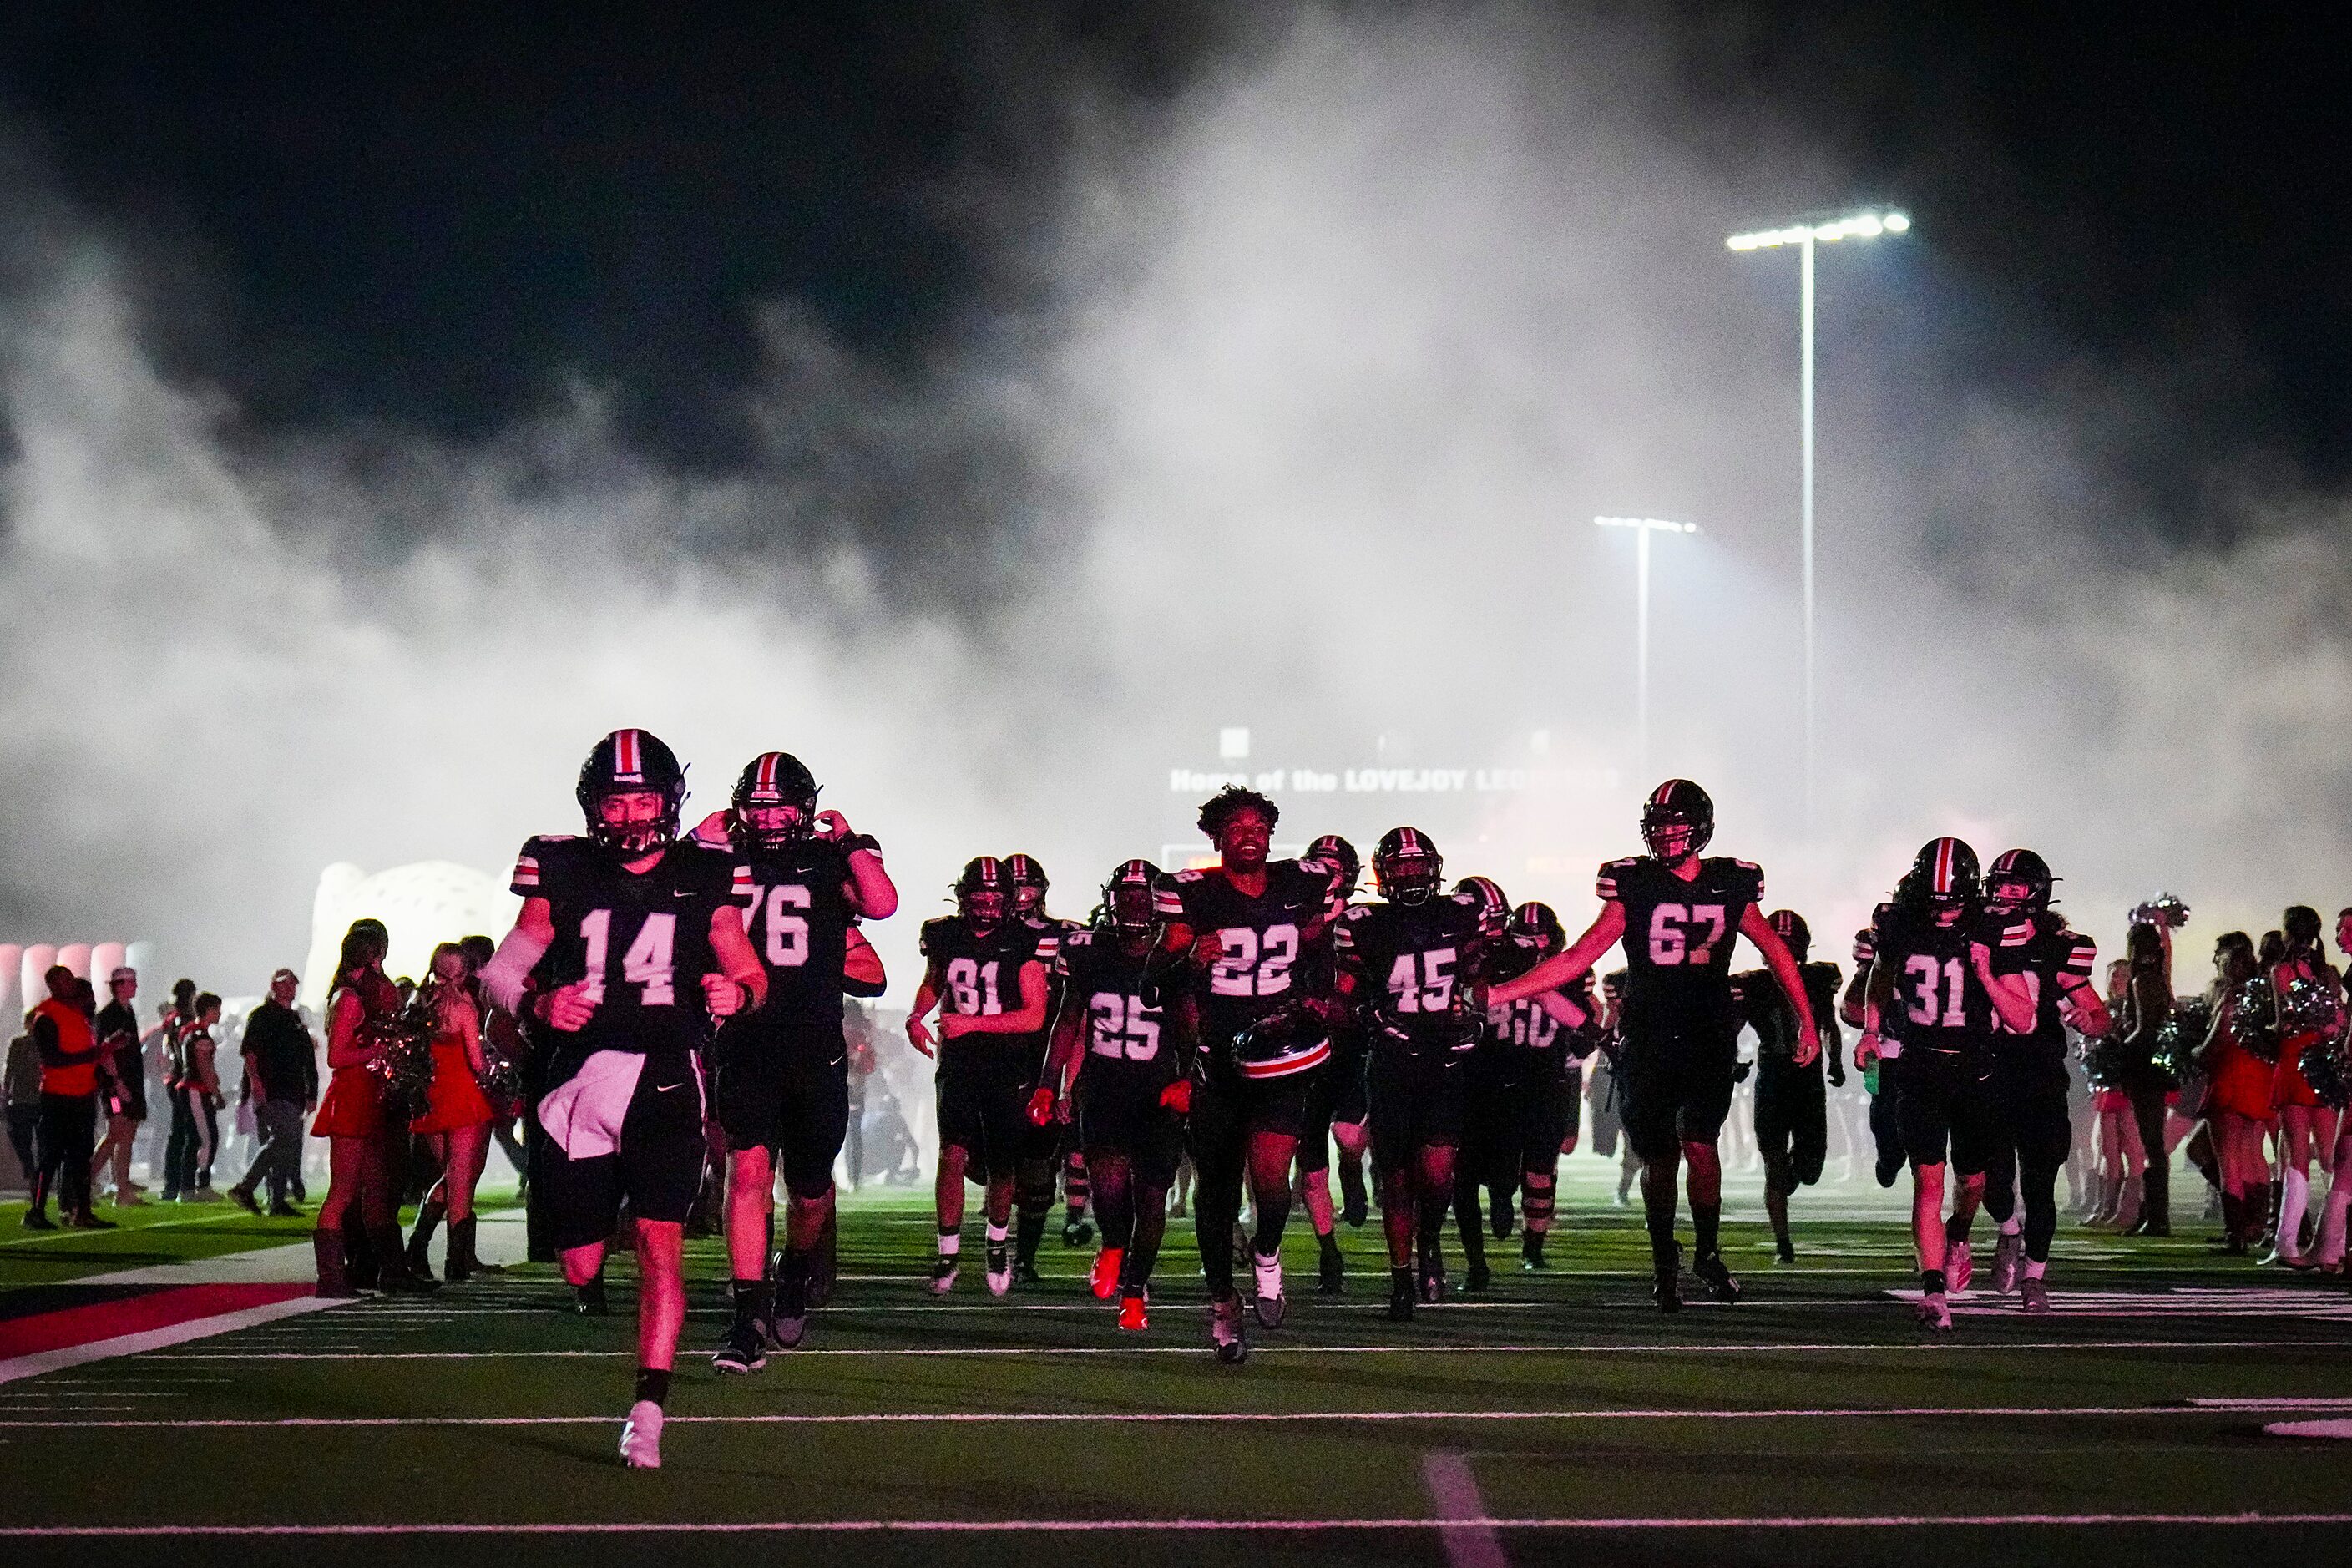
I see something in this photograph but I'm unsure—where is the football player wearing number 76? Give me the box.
[478,729,769,1469]
[1485,780,1817,1313]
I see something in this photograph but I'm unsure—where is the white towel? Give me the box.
[537,1050,647,1159]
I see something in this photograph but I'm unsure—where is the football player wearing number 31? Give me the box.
[701,752,897,1375]
[1486,780,1818,1313]
[478,729,771,1469]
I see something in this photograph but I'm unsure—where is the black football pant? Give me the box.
[1980,1055,2072,1264]
[1187,1068,1306,1301]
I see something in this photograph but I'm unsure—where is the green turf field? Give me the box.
[7,1164,2352,1566]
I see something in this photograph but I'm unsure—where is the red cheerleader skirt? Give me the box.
[2273,1033,2324,1112]
[2208,1039,2280,1122]
[311,1065,385,1139]
[412,1038,496,1133]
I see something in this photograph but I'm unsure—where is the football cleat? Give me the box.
[1419,1255,1447,1305]
[574,1277,609,1317]
[1775,1239,1798,1266]
[712,1320,768,1375]
[1946,1240,1974,1295]
[769,1268,810,1352]
[1916,1291,1955,1333]
[1090,1246,1126,1302]
[619,1400,664,1469]
[1063,1217,1095,1247]
[1318,1234,1345,1294]
[1490,1191,1514,1241]
[1210,1295,1249,1363]
[2019,1276,2051,1314]
[1252,1247,1287,1328]
[1118,1289,1150,1333]
[1520,1232,1549,1272]
[1991,1232,2024,1295]
[1338,1162,1368,1228]
[1464,1258,1490,1293]
[1692,1251,1741,1304]
[1653,1243,1683,1314]
[986,1242,1014,1297]
[929,1256,959,1296]
[1387,1269,1416,1323]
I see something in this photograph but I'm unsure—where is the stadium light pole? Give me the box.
[1595,515,1699,777]
[1726,207,1909,832]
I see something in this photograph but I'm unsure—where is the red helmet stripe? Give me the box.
[615,729,641,779]
[758,753,778,792]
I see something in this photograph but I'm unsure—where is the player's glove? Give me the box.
[1158,1080,1193,1115]
[1027,1086,1057,1127]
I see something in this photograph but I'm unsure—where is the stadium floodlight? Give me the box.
[1727,207,1909,832]
[1594,516,1700,776]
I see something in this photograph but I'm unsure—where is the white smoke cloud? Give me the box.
[2,3,2344,1004]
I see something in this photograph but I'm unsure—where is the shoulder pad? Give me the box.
[1596,857,1640,899]
[1171,868,1206,884]
[513,834,580,893]
[2063,933,2098,973]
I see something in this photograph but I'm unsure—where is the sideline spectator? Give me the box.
[4,1014,39,1193]
[230,969,316,1217]
[25,967,113,1230]
[90,967,148,1205]
[163,994,226,1202]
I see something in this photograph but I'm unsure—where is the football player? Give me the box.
[1032,860,1191,1330]
[1005,853,1089,1275]
[907,858,1057,1297]
[1335,829,1492,1320]
[1858,838,1999,1332]
[1296,833,1368,1293]
[1484,902,1601,1272]
[1444,874,1517,1292]
[1965,850,2107,1312]
[702,753,897,1373]
[1731,911,1845,1264]
[477,730,769,1469]
[1488,781,1816,1312]
[1155,787,1344,1362]
[1844,923,1905,1189]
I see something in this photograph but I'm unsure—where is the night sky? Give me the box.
[2,4,2344,507]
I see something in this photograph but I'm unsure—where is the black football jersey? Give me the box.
[1155,858,1342,1045]
[1869,903,1993,1058]
[1983,913,2097,1060]
[731,839,858,1029]
[1731,960,1839,1061]
[1336,893,1489,1057]
[1597,855,1766,1028]
[1053,928,1176,1095]
[919,913,1059,1050]
[510,835,741,1055]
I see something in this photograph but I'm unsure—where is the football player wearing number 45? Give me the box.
[695,752,896,1375]
[478,729,771,1469]
[1487,780,1817,1314]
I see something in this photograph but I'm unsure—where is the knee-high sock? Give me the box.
[2316,1171,2352,1267]
[2280,1166,2312,1256]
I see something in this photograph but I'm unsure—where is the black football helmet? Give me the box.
[1983,848,2053,920]
[1308,834,1362,898]
[1454,875,1510,937]
[576,729,687,859]
[1373,827,1444,905]
[1908,837,1980,919]
[731,751,820,851]
[1100,858,1161,933]
[955,857,1012,929]
[1641,779,1714,862]
[1005,854,1049,917]
[1510,900,1566,953]
[1767,909,1812,959]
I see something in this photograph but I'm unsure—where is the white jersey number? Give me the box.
[1903,954,1968,1029]
[1210,923,1300,998]
[1383,948,1459,1013]
[1646,903,1727,966]
[1087,993,1162,1061]
[741,883,812,969]
[947,958,1003,1016]
[579,909,678,1007]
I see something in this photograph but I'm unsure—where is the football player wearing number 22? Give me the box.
[1487,780,1818,1313]
[477,729,771,1469]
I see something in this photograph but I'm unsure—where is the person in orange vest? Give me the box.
[24,967,114,1231]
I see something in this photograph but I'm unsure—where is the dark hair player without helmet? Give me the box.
[477,729,770,1469]
[1487,781,1818,1313]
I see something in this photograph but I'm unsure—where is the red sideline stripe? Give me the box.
[0,1283,316,1360]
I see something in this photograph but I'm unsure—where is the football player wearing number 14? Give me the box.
[478,730,770,1469]
[1487,780,1818,1313]
[701,753,897,1374]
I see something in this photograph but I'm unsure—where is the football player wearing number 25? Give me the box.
[477,729,770,1469]
[1487,780,1817,1313]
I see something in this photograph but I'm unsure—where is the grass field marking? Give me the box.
[0,1292,341,1386]
[0,1210,259,1249]
[11,1511,2352,1537]
[134,1337,2352,1362]
[0,1401,2293,1429]
[1421,1450,1508,1568]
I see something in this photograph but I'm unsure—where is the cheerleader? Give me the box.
[405,943,499,1282]
[2200,933,2277,1253]
[2085,959,2146,1229]
[310,919,435,1297]
[2310,910,2352,1272]
[2263,907,2342,1267]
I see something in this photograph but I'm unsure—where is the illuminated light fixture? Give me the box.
[1593,516,1701,775]
[1725,205,1911,831]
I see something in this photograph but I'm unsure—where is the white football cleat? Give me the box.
[1252,1247,1286,1328]
[619,1399,664,1469]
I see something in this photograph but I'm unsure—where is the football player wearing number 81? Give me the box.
[1487,780,1817,1313]
[478,729,770,1469]
[699,753,896,1374]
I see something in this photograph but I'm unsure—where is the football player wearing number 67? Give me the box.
[1485,780,1817,1314]
[477,729,770,1469]
[694,752,896,1375]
